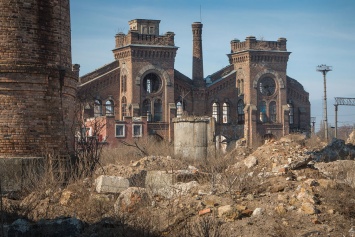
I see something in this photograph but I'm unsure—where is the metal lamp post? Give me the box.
[316,64,332,142]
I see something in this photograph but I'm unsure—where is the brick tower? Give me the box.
[228,36,291,147]
[113,19,178,139]
[0,0,78,158]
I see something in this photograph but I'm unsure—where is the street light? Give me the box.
[311,117,316,134]
[316,64,332,142]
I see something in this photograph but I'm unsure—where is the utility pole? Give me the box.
[311,117,316,135]
[316,64,332,142]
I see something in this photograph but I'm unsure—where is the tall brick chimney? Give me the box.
[0,0,77,158]
[192,22,205,87]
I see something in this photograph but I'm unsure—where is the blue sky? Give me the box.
[70,0,355,131]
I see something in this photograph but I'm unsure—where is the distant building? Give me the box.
[78,19,310,148]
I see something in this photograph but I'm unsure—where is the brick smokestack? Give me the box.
[192,22,205,87]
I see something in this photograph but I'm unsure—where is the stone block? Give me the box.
[244,156,258,168]
[145,171,175,194]
[95,175,130,194]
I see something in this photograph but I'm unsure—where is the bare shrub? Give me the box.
[185,216,225,237]
[320,182,355,219]
[100,137,174,166]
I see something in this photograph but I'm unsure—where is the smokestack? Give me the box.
[192,22,204,87]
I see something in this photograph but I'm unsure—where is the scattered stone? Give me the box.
[304,179,319,187]
[199,208,211,216]
[114,187,149,213]
[300,202,318,215]
[218,205,232,217]
[275,204,287,215]
[59,190,76,206]
[311,218,321,224]
[236,205,247,211]
[244,156,258,168]
[252,208,264,216]
[246,194,254,201]
[327,209,335,214]
[95,175,130,194]
[289,156,313,170]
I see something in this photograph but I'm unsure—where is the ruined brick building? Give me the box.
[79,19,311,148]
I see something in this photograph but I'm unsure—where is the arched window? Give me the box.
[121,96,127,119]
[121,75,127,92]
[143,99,151,121]
[259,101,267,123]
[240,79,244,95]
[94,99,102,117]
[212,102,219,123]
[269,101,277,123]
[237,99,244,124]
[153,99,162,122]
[176,102,182,118]
[105,100,114,116]
[237,80,240,95]
[222,102,230,124]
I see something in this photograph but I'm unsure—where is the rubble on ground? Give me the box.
[2,135,355,236]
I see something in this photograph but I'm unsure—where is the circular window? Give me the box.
[143,73,161,93]
[259,77,276,96]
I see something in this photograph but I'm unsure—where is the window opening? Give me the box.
[212,102,219,123]
[222,103,230,123]
[153,99,162,122]
[94,99,102,117]
[115,124,125,137]
[269,101,277,123]
[237,99,245,124]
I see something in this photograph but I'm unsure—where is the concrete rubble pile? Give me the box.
[3,135,355,236]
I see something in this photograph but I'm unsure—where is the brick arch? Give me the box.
[252,69,285,89]
[135,64,171,86]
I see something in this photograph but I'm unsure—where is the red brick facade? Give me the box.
[78,19,310,148]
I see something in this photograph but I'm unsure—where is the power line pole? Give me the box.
[317,64,332,142]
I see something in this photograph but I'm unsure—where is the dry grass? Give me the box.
[101,137,174,166]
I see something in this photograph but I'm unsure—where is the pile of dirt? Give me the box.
[2,135,355,236]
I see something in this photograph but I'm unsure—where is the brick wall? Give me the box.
[0,0,77,157]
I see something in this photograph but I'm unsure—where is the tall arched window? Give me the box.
[237,80,240,95]
[222,102,230,124]
[121,96,127,119]
[237,99,244,124]
[154,99,162,122]
[259,101,267,123]
[269,101,277,123]
[94,99,102,117]
[176,102,182,118]
[212,102,219,123]
[105,100,114,116]
[240,79,244,95]
[143,99,151,121]
[121,75,127,92]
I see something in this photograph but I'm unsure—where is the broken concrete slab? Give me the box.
[95,175,130,194]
